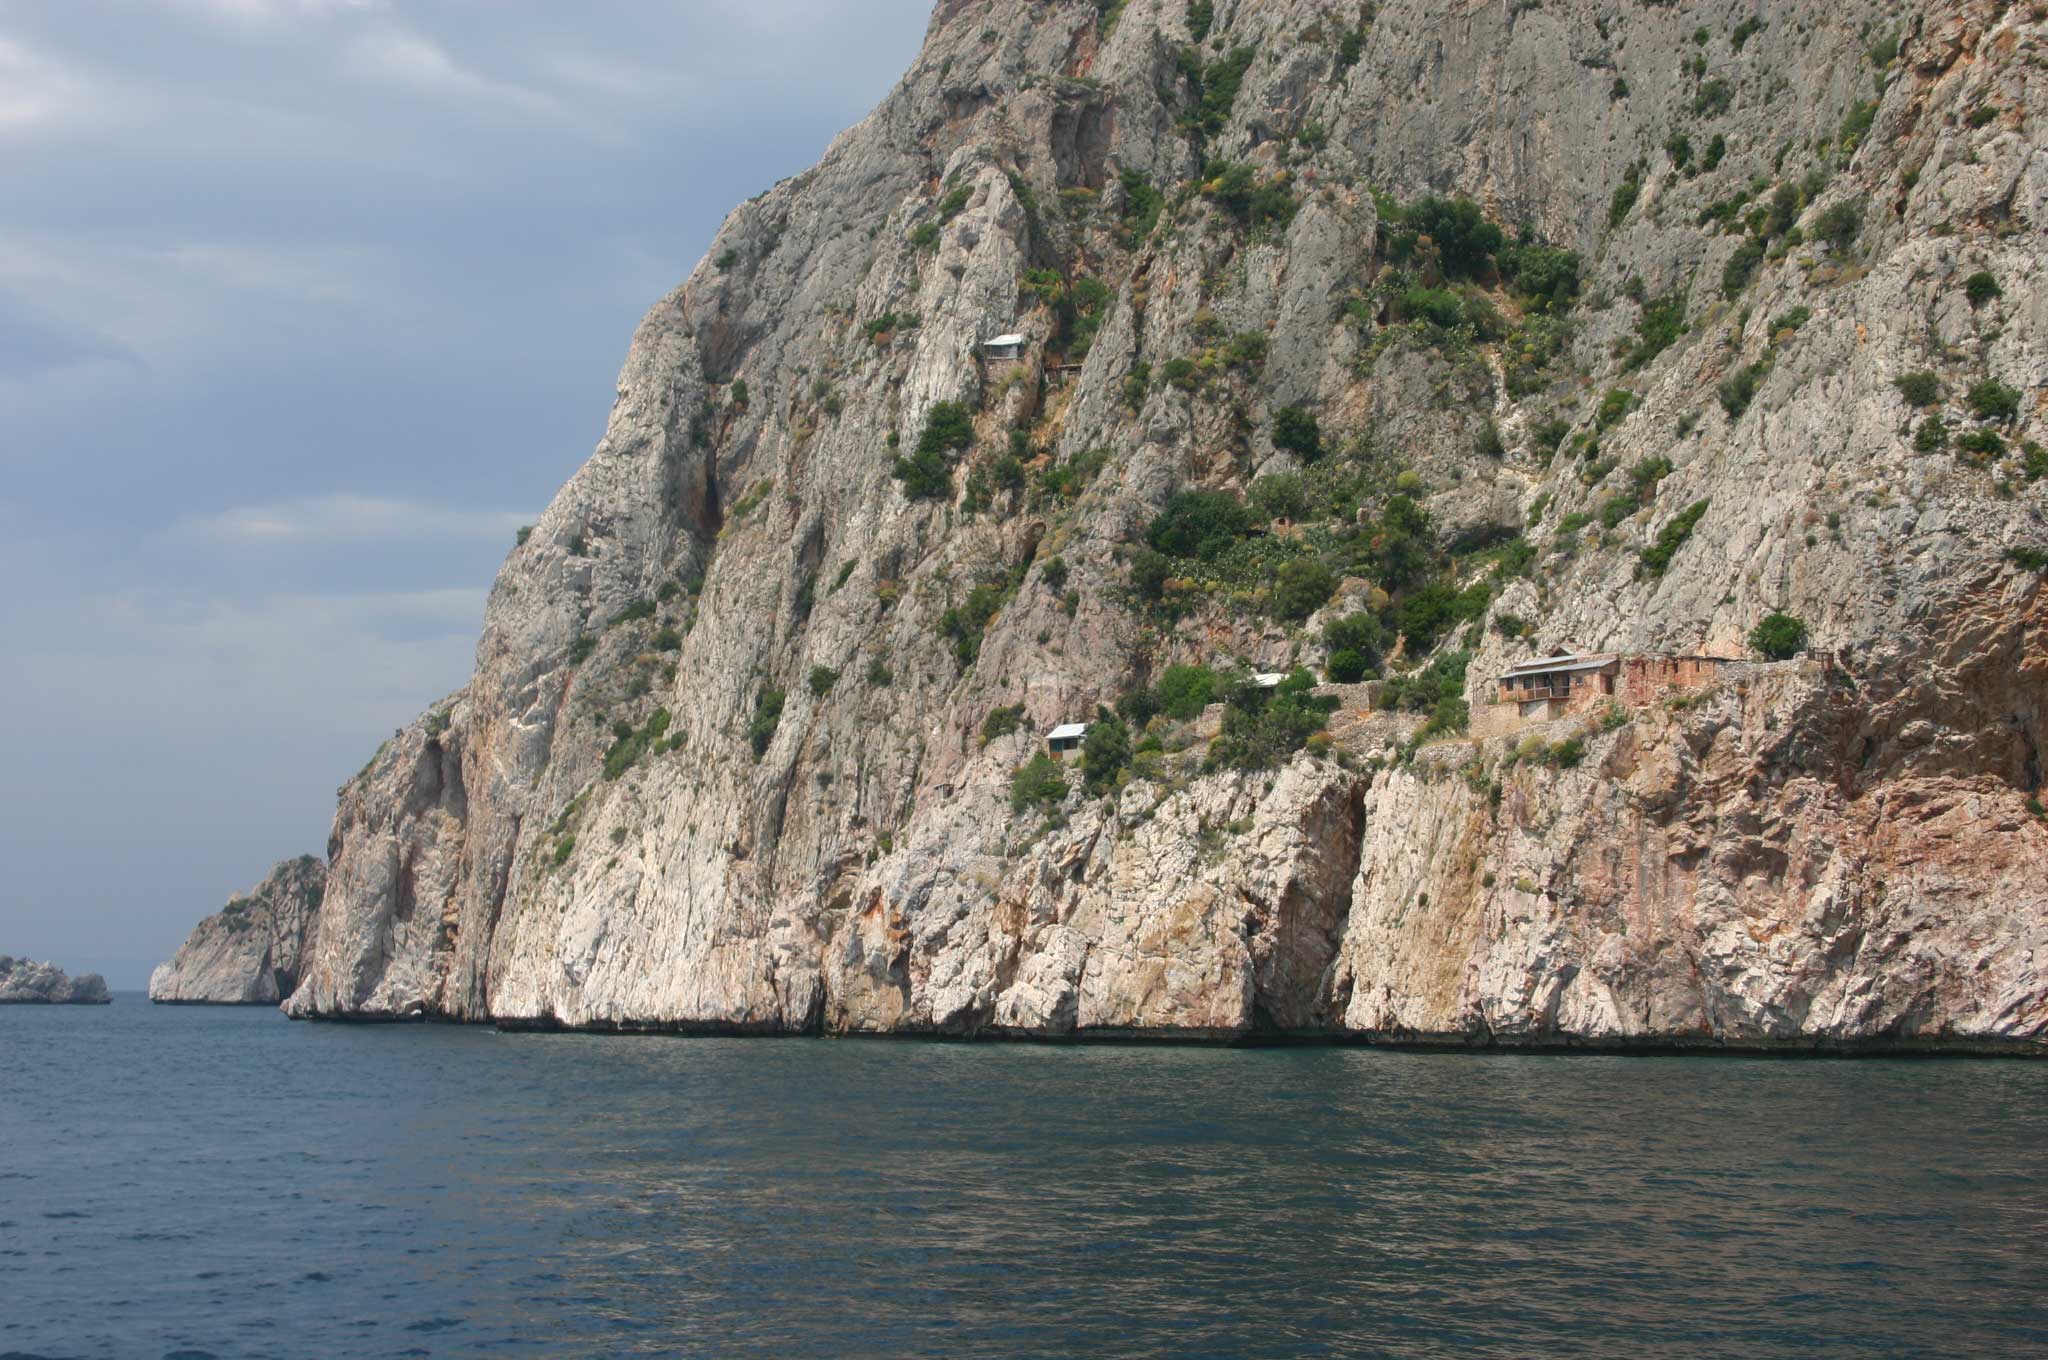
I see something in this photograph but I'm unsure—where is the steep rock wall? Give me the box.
[278,0,2047,1051]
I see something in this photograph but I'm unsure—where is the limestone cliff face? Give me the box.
[0,958,111,1004]
[150,856,326,1005]
[279,0,2046,1050]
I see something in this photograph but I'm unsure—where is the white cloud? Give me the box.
[343,25,618,140]
[165,244,360,301]
[0,35,89,133]
[175,492,534,545]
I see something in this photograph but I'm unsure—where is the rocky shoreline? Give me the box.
[296,1009,2046,1057]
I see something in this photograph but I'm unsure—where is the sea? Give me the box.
[2,997,2044,1359]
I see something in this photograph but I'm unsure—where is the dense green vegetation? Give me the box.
[1640,500,1710,576]
[747,690,785,757]
[1009,753,1067,812]
[1749,613,1809,660]
[892,401,975,501]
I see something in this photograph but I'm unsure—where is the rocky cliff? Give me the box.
[0,957,111,1005]
[274,0,2046,1050]
[150,856,326,1005]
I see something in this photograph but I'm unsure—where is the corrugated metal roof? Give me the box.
[984,333,1026,348]
[1251,672,1285,687]
[1501,653,1617,677]
[1046,722,1088,741]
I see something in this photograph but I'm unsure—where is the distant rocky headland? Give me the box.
[149,855,326,1005]
[0,957,111,1005]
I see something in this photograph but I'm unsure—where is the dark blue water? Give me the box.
[3,999,2044,1358]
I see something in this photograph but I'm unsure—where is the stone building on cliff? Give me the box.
[1474,652,1740,737]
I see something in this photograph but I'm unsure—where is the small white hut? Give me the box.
[1045,722,1087,755]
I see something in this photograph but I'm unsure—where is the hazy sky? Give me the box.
[0,0,934,986]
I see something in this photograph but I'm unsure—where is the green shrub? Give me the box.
[1770,306,1813,335]
[1693,79,1733,116]
[1838,100,1878,148]
[1718,359,1771,417]
[1893,371,1943,407]
[1190,48,1256,135]
[2021,441,2048,482]
[908,221,940,250]
[892,400,975,501]
[1398,197,1504,280]
[937,582,1010,664]
[1749,612,1808,659]
[651,626,683,652]
[936,183,972,221]
[568,634,596,664]
[1118,169,1164,245]
[1185,0,1213,43]
[1080,712,1133,792]
[808,665,839,698]
[1327,649,1370,684]
[714,250,739,270]
[609,597,656,627]
[1379,652,1470,738]
[1272,557,1337,621]
[2008,547,2048,574]
[1812,202,1861,252]
[604,708,673,780]
[1625,294,1686,369]
[1474,419,1504,459]
[1640,500,1710,576]
[1129,547,1173,602]
[1596,388,1634,429]
[1967,379,2021,423]
[1955,427,2006,459]
[1152,664,1220,720]
[1207,669,1338,770]
[1609,171,1642,228]
[1964,272,2002,307]
[1324,611,1384,679]
[1497,241,1580,311]
[1009,753,1067,812]
[747,690,785,757]
[1226,331,1269,367]
[1664,132,1693,170]
[982,703,1026,742]
[1148,489,1251,559]
[1249,472,1308,522]
[1200,158,1296,229]
[1721,237,1766,298]
[865,658,894,687]
[1913,416,1948,452]
[1272,405,1323,460]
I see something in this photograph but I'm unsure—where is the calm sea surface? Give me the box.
[2,998,2044,1358]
